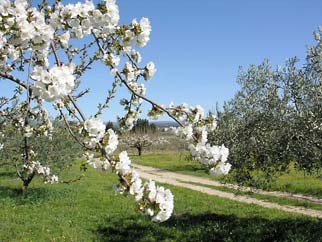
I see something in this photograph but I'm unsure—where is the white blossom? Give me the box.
[23,161,58,184]
[137,17,151,47]
[58,32,70,48]
[104,129,119,155]
[210,162,232,176]
[144,61,157,80]
[31,65,75,102]
[115,151,131,175]
[84,117,106,141]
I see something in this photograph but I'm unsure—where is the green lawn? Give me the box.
[131,152,322,198]
[1,162,322,242]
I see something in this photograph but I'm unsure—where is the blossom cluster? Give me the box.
[142,180,174,222]
[114,151,174,222]
[83,117,106,148]
[31,65,75,102]
[149,102,232,175]
[0,0,54,70]
[82,117,119,154]
[23,161,58,184]
[85,153,111,171]
[50,0,119,40]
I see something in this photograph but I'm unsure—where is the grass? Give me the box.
[1,161,322,241]
[131,151,322,198]
[181,180,322,212]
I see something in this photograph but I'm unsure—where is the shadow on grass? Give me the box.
[0,170,18,178]
[96,212,322,242]
[169,164,205,173]
[0,185,71,205]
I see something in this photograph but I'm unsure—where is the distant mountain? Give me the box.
[151,121,180,128]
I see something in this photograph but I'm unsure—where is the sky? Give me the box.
[2,0,322,122]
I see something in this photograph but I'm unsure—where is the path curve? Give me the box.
[133,163,322,219]
[132,164,322,204]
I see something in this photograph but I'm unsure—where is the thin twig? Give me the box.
[0,71,28,89]
[59,108,91,150]
[92,32,185,128]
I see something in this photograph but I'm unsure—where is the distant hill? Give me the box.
[151,121,180,128]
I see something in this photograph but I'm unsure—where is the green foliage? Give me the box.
[0,118,82,177]
[131,118,157,134]
[105,121,118,133]
[209,29,322,185]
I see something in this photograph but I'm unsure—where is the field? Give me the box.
[1,155,322,242]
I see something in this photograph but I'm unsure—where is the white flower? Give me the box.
[219,145,229,163]
[137,17,151,47]
[25,161,58,184]
[188,142,230,172]
[127,82,146,96]
[146,208,154,216]
[123,62,138,82]
[131,50,142,63]
[58,32,70,48]
[144,61,156,80]
[146,180,157,201]
[151,186,174,222]
[210,162,232,176]
[84,117,106,141]
[176,125,193,140]
[87,156,111,171]
[0,143,3,151]
[129,173,143,201]
[49,175,59,184]
[32,65,75,102]
[104,129,119,155]
[115,151,131,175]
[192,105,204,123]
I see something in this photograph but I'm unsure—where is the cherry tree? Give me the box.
[121,134,168,156]
[0,0,231,222]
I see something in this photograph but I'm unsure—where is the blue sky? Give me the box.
[2,0,322,121]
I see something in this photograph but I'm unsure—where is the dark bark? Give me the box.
[21,173,34,193]
[137,146,142,156]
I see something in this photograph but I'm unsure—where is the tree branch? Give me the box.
[92,33,184,128]
[0,71,28,89]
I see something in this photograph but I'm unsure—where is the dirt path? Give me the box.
[132,164,322,204]
[132,163,322,219]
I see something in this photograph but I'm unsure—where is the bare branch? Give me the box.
[0,71,28,89]
[58,108,91,150]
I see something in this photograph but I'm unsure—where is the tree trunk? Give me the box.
[22,183,29,193]
[138,147,142,156]
[21,173,34,194]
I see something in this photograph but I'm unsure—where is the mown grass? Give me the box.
[1,161,322,241]
[131,152,322,198]
[181,180,322,211]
